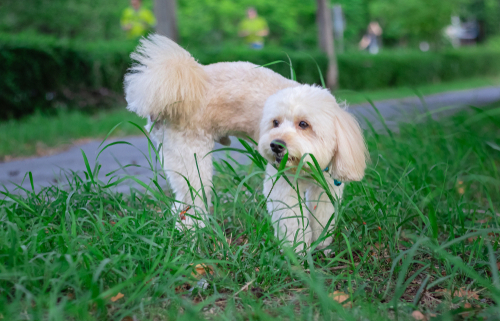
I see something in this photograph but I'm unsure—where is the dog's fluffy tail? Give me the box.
[124,34,208,122]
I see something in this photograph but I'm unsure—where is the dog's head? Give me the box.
[258,85,368,182]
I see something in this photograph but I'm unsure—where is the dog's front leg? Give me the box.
[306,177,344,249]
[264,164,312,252]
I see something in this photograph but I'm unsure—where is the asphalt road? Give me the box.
[2,86,499,194]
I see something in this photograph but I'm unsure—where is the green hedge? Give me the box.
[2,33,500,119]
[0,34,135,119]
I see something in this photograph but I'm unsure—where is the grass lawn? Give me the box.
[1,101,499,320]
[1,76,499,161]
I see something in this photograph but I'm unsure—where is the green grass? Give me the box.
[0,109,143,161]
[335,76,500,105]
[1,101,500,320]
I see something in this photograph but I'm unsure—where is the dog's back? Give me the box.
[202,61,297,140]
[125,34,297,140]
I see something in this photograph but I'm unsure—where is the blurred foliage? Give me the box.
[0,0,318,49]
[0,0,133,40]
[370,0,456,45]
[178,0,317,49]
[2,32,500,119]
[2,0,497,50]
[334,0,370,46]
[369,0,500,46]
[461,0,500,39]
[487,35,500,49]
[0,33,135,119]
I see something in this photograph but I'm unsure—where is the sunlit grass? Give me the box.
[1,101,499,320]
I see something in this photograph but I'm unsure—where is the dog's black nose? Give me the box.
[270,140,286,154]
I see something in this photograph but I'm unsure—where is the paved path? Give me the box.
[351,85,500,129]
[2,86,499,194]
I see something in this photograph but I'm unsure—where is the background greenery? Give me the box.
[1,0,499,120]
[1,0,499,48]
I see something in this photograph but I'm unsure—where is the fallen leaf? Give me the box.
[110,292,124,302]
[191,264,214,278]
[434,288,449,296]
[411,310,426,321]
[464,302,472,308]
[434,288,479,300]
[468,236,479,243]
[476,217,490,224]
[497,262,500,271]
[329,291,352,308]
[121,317,134,321]
[456,288,479,300]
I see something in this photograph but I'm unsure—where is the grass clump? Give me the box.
[1,102,500,320]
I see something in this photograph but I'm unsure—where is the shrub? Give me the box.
[0,33,136,118]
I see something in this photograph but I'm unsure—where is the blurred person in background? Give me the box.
[121,0,156,39]
[238,7,269,50]
[359,21,383,54]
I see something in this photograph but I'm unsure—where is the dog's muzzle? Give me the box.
[270,139,287,163]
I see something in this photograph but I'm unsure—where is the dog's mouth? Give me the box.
[275,154,298,165]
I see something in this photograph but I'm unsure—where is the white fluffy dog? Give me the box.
[124,34,367,249]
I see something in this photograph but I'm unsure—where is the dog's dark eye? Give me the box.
[273,120,279,128]
[298,121,309,129]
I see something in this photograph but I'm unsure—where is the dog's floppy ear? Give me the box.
[330,109,368,182]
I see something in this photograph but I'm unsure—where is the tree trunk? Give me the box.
[316,0,338,90]
[154,0,178,42]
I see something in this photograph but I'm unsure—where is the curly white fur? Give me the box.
[124,34,368,250]
[258,85,368,249]
[125,34,209,123]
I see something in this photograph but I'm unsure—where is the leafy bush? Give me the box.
[0,0,317,49]
[2,33,500,119]
[0,0,132,40]
[0,33,136,118]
